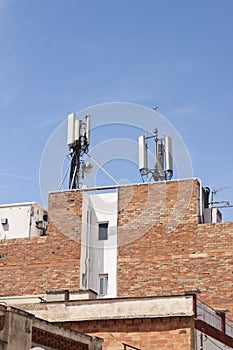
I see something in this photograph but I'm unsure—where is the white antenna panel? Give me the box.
[138,135,148,171]
[85,115,90,146]
[67,113,76,147]
[164,135,173,172]
[157,143,164,171]
[74,119,81,142]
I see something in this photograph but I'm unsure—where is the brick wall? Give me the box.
[0,190,83,296]
[32,327,88,350]
[0,179,232,320]
[63,317,194,350]
[117,179,233,317]
[195,222,233,313]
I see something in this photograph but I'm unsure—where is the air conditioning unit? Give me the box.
[36,220,44,229]
[1,218,8,225]
[36,220,48,236]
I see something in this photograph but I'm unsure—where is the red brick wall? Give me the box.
[0,191,83,295]
[0,179,232,321]
[117,179,198,247]
[63,317,194,350]
[117,179,233,317]
[32,327,88,350]
[195,222,233,313]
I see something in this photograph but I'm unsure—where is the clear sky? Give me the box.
[0,0,233,220]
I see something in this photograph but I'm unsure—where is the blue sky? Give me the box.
[0,0,233,220]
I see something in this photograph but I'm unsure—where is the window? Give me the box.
[99,274,108,296]
[98,222,108,240]
[82,273,87,289]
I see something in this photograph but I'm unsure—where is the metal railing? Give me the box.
[197,300,222,329]
[226,317,233,337]
[123,343,141,350]
[197,299,233,337]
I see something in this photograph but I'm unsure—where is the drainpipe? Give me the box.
[197,178,203,224]
[200,332,204,350]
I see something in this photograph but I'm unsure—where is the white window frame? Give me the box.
[99,274,108,296]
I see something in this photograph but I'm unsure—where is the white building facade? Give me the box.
[80,191,118,298]
[0,202,48,240]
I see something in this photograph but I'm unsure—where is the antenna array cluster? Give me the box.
[63,108,232,217]
[138,128,173,182]
[64,107,174,190]
[67,113,91,189]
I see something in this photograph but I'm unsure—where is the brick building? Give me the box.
[0,178,233,349]
[0,304,103,350]
[17,294,233,350]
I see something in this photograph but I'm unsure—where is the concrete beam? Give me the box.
[15,295,194,323]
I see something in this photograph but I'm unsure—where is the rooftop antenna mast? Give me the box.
[66,113,92,189]
[153,106,163,181]
[138,106,173,182]
[210,186,232,208]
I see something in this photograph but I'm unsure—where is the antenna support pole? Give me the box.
[66,114,91,189]
[69,145,81,189]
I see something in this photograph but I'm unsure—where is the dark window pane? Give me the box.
[98,222,108,240]
[99,278,105,295]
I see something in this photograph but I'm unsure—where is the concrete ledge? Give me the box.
[15,295,194,322]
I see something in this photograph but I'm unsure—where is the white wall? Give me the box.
[0,203,47,239]
[80,191,118,298]
[30,204,48,237]
[80,192,102,294]
[0,204,31,239]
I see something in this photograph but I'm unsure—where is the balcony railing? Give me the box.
[226,317,233,337]
[197,298,233,337]
[197,300,222,329]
